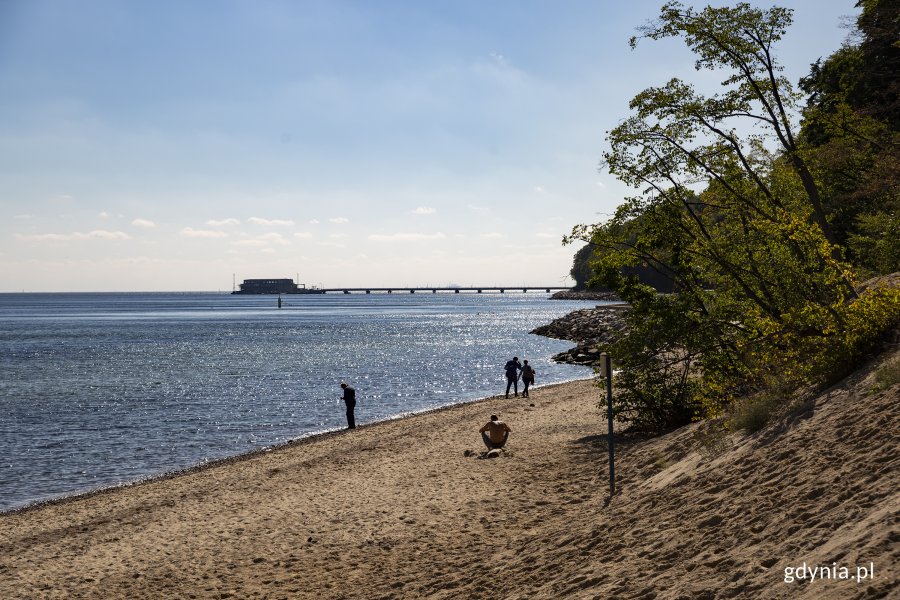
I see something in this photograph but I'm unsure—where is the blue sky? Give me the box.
[0,1,855,292]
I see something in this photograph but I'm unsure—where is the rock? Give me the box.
[532,305,629,367]
[549,290,622,301]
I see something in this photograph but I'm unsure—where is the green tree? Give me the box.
[568,2,900,431]
[799,0,900,274]
[570,243,597,290]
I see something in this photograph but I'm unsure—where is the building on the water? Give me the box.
[232,278,324,294]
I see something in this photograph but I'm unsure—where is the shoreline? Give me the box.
[2,377,595,517]
[0,378,609,599]
[2,353,896,599]
[1,291,597,516]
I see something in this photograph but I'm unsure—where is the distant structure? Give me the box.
[232,278,324,295]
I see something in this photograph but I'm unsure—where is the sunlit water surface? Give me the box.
[0,292,597,511]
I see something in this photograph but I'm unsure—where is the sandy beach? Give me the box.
[1,361,897,599]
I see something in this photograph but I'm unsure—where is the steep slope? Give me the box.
[470,349,899,599]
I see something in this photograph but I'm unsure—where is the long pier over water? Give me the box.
[319,286,570,294]
[232,278,570,295]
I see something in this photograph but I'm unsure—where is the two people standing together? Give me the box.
[504,356,535,398]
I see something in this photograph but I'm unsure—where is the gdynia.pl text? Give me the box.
[784,562,875,584]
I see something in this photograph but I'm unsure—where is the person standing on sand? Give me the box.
[504,356,522,398]
[521,359,535,398]
[480,415,511,450]
[340,382,356,429]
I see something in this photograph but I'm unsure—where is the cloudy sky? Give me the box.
[0,0,853,292]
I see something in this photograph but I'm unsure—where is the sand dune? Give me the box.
[1,350,897,599]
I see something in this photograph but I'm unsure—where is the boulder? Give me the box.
[532,305,629,367]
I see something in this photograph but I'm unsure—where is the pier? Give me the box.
[319,286,570,294]
[232,278,571,295]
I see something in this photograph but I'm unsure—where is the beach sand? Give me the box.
[1,363,897,599]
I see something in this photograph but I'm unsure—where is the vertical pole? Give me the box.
[602,353,615,496]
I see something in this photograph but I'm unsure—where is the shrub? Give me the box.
[871,355,900,394]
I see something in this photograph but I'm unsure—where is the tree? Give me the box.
[623,1,839,248]
[568,2,900,431]
[570,243,597,290]
[799,0,900,274]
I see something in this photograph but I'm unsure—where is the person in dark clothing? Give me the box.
[340,382,356,429]
[504,357,522,398]
[521,359,535,398]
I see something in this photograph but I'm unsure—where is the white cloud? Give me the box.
[412,207,436,215]
[207,218,241,226]
[294,232,314,239]
[368,232,447,242]
[131,218,156,228]
[309,219,320,225]
[231,239,269,248]
[489,52,509,68]
[534,186,546,193]
[329,217,349,224]
[232,233,290,247]
[248,217,295,226]
[79,230,132,241]
[98,211,111,218]
[330,233,349,239]
[481,232,507,239]
[258,232,290,245]
[16,230,132,242]
[535,232,557,239]
[180,227,227,238]
[13,214,32,220]
[467,204,490,214]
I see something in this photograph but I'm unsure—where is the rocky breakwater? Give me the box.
[549,290,621,301]
[531,304,628,366]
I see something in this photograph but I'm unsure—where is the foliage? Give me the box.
[566,2,900,432]
[871,355,900,394]
[570,243,597,290]
[728,394,781,435]
[797,0,899,275]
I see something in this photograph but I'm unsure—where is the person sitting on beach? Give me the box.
[504,356,522,398]
[480,415,511,450]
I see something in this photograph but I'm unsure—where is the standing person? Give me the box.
[521,359,535,398]
[340,382,356,429]
[504,356,522,398]
[479,415,511,450]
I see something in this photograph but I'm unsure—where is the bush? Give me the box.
[871,355,900,393]
[727,394,782,435]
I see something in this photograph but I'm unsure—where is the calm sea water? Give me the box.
[0,292,594,511]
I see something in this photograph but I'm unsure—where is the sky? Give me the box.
[0,0,857,292]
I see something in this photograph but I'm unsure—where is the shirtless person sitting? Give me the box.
[479,415,511,450]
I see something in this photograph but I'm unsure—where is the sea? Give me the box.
[0,291,598,512]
